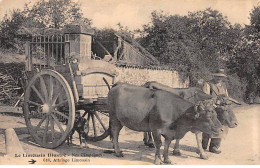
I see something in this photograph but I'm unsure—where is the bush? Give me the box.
[0,62,25,106]
[226,73,247,102]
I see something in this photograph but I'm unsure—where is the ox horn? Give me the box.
[199,104,205,111]
[228,97,242,105]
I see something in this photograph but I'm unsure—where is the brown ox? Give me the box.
[143,81,238,159]
[108,83,222,164]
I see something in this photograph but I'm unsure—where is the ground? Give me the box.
[0,104,259,165]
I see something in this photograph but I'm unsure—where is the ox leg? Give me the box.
[143,132,148,145]
[147,132,155,148]
[143,132,155,148]
[195,132,208,160]
[110,119,123,157]
[163,138,172,164]
[152,130,163,165]
[172,139,182,156]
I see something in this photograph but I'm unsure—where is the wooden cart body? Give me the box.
[23,25,117,148]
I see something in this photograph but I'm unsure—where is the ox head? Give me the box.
[186,99,223,137]
[215,95,238,128]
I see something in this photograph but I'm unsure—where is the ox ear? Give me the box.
[185,112,200,120]
[185,106,200,120]
[196,103,205,112]
[194,105,198,112]
[194,113,200,119]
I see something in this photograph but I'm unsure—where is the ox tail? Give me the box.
[103,77,111,90]
[103,78,125,90]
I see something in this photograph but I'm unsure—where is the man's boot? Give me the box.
[209,138,222,154]
[202,133,210,150]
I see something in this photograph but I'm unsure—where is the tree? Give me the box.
[0,0,91,50]
[138,9,241,84]
[227,5,260,100]
[0,9,27,50]
[22,0,91,29]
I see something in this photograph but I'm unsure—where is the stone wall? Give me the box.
[115,67,189,88]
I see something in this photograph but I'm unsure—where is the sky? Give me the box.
[0,0,259,30]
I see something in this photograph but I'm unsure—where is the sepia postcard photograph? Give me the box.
[0,0,259,165]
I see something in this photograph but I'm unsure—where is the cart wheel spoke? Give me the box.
[51,113,64,134]
[49,75,54,100]
[87,112,91,121]
[94,111,107,131]
[43,115,50,144]
[50,115,55,142]
[51,86,62,105]
[91,114,97,137]
[31,85,45,103]
[52,110,69,120]
[53,99,68,108]
[39,76,48,102]
[35,115,47,132]
[27,100,42,107]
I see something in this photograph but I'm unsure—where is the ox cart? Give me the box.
[21,24,163,149]
[22,25,119,149]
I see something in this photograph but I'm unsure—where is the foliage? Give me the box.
[0,9,29,51]
[138,9,253,100]
[0,0,91,51]
[225,73,247,102]
[22,0,91,29]
[227,6,260,100]
[138,9,241,84]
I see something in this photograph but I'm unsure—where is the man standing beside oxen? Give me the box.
[201,69,238,154]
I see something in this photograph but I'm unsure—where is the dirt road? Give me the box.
[0,105,259,165]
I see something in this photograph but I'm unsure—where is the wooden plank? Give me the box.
[43,35,46,68]
[47,36,50,67]
[56,35,58,64]
[52,35,54,64]
[60,35,63,64]
[25,42,31,71]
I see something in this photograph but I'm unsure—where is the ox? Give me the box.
[108,83,222,164]
[143,81,238,159]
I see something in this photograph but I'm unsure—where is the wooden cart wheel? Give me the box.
[83,109,110,141]
[24,70,75,148]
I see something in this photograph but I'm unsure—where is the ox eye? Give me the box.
[206,115,212,119]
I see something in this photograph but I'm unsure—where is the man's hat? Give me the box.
[212,69,227,77]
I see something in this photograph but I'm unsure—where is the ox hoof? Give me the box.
[163,159,172,164]
[148,143,155,148]
[154,158,163,165]
[144,142,155,148]
[200,154,209,160]
[115,151,124,157]
[172,150,182,156]
[209,147,221,154]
